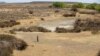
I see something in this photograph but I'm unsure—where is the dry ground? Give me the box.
[13,32,100,56]
[0,14,99,56]
[0,7,99,56]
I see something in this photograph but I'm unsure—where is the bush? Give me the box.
[28,26,51,32]
[0,34,28,51]
[70,7,78,12]
[72,3,84,8]
[37,27,51,32]
[97,50,100,56]
[12,26,51,32]
[40,18,45,21]
[86,3,97,9]
[63,12,76,17]
[0,11,30,20]
[55,10,60,13]
[17,27,28,32]
[9,30,16,34]
[52,2,66,8]
[95,5,100,12]
[29,10,33,14]
[0,20,20,28]
[91,30,99,34]
[55,27,81,33]
[27,26,40,32]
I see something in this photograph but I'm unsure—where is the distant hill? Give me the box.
[0,2,6,4]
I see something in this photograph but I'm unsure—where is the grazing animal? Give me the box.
[0,34,28,56]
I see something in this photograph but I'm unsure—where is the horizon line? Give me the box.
[0,1,100,4]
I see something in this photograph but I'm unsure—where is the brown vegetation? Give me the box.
[0,34,28,56]
[0,11,30,20]
[78,9,98,15]
[12,26,51,32]
[97,51,100,56]
[0,20,20,28]
[55,27,74,33]
[63,12,76,17]
[75,19,100,34]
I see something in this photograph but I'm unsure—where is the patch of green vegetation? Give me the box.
[95,5,100,12]
[72,3,84,8]
[85,3,100,12]
[52,2,66,8]
[85,3,97,9]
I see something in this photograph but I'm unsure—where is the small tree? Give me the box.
[86,3,97,9]
[72,3,84,8]
[52,2,66,8]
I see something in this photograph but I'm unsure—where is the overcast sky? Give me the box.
[0,0,100,3]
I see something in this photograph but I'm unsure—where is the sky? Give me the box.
[0,0,100,3]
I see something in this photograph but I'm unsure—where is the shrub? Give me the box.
[63,12,76,17]
[0,20,20,28]
[0,41,13,56]
[55,27,81,33]
[86,3,97,9]
[97,50,100,56]
[52,2,66,8]
[48,5,53,8]
[55,27,68,33]
[66,4,72,8]
[78,9,97,15]
[28,26,51,32]
[0,34,28,50]
[0,11,30,20]
[27,26,40,32]
[95,5,100,12]
[37,27,51,32]
[0,34,28,56]
[55,10,60,13]
[40,18,45,21]
[63,13,76,17]
[70,7,78,12]
[72,3,84,8]
[91,30,99,34]
[9,30,16,34]
[17,27,28,32]
[29,10,33,14]
[12,26,51,32]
